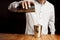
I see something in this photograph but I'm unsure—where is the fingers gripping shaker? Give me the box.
[9,1,35,12]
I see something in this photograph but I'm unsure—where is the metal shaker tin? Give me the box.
[34,25,42,38]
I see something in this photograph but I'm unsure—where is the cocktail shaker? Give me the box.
[34,25,42,38]
[10,1,35,12]
[16,1,35,12]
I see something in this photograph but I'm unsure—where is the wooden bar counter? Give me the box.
[0,33,60,40]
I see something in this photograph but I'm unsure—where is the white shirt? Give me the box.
[8,1,56,35]
[25,1,55,35]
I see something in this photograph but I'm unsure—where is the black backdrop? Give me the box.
[0,0,59,34]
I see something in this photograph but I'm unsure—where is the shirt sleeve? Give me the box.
[48,5,56,34]
[8,1,22,10]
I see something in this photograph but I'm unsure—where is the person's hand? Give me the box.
[19,1,34,9]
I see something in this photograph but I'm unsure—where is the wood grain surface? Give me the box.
[0,33,60,40]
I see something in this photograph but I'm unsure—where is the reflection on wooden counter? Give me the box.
[0,33,60,40]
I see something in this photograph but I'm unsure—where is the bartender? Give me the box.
[8,0,56,35]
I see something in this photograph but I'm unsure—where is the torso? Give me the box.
[25,1,54,34]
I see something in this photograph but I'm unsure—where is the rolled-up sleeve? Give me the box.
[8,1,22,10]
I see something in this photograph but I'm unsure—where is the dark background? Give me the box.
[0,0,59,34]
